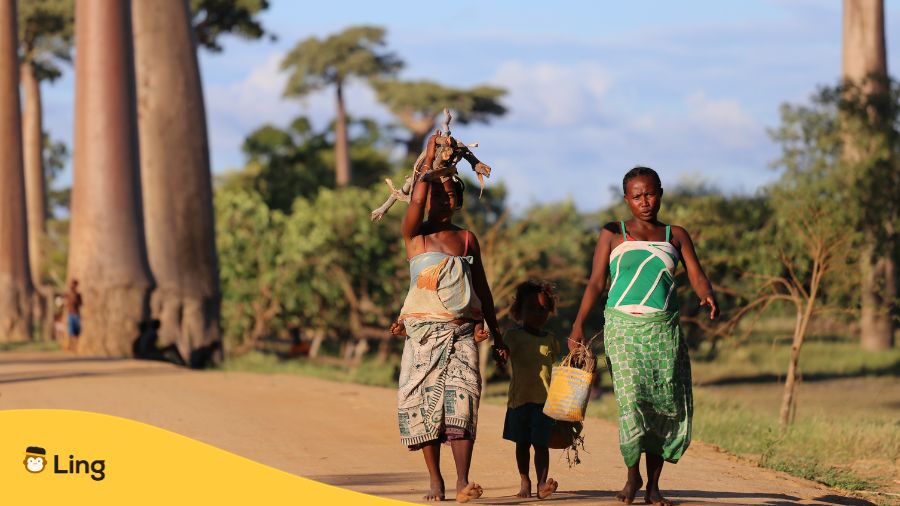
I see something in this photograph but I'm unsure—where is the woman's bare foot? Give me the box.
[516,476,532,498]
[616,477,643,504]
[537,478,558,500]
[424,477,445,501]
[645,487,673,506]
[455,482,483,503]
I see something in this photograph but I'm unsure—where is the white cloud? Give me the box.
[203,51,392,170]
[489,61,613,128]
[685,91,760,148]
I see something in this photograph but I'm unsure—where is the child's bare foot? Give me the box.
[516,476,531,498]
[424,477,445,501]
[537,478,558,500]
[616,477,643,504]
[455,482,483,503]
[644,487,673,506]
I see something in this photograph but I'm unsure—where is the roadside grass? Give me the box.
[691,336,900,384]
[0,340,61,352]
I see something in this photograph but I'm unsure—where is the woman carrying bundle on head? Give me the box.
[568,167,718,506]
[390,130,509,503]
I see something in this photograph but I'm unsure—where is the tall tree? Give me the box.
[0,0,34,343]
[842,0,896,350]
[372,79,507,158]
[68,0,152,356]
[17,0,73,339]
[132,0,222,367]
[280,25,402,187]
[190,0,272,52]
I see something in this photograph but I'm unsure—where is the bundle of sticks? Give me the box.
[370,108,493,221]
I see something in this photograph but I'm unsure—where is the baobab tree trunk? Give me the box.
[400,113,437,161]
[20,62,47,289]
[132,0,222,367]
[334,80,352,186]
[20,60,55,340]
[843,0,895,350]
[69,0,152,356]
[0,0,34,343]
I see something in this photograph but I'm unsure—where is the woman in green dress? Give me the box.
[569,166,718,506]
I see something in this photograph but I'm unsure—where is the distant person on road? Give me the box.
[390,131,509,503]
[65,280,83,350]
[569,167,718,506]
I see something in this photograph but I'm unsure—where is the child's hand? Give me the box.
[491,343,509,366]
[474,326,491,342]
[389,320,407,337]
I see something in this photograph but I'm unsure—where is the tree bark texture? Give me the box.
[69,0,151,356]
[0,0,34,343]
[132,0,222,367]
[334,80,352,186]
[20,62,47,288]
[842,0,895,350]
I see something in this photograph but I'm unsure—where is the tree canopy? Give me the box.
[280,25,402,97]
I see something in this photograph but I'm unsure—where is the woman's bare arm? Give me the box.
[569,227,614,349]
[672,226,718,319]
[467,233,508,363]
[401,132,439,252]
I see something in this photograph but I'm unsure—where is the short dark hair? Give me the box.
[511,280,557,321]
[623,166,662,194]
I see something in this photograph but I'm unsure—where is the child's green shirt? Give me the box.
[504,327,559,408]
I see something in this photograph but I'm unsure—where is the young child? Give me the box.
[503,280,561,500]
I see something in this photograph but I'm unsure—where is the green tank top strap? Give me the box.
[620,221,627,241]
[665,225,670,242]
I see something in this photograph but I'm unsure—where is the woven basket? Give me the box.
[543,346,595,422]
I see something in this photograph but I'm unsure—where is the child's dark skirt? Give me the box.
[503,403,555,447]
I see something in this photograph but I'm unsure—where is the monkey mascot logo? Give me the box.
[24,446,47,473]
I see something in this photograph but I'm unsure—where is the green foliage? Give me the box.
[215,187,288,348]
[43,132,69,217]
[372,79,507,153]
[230,115,393,212]
[280,25,402,96]
[279,187,406,340]
[190,0,273,52]
[17,0,73,82]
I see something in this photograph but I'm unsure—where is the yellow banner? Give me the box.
[1,409,414,505]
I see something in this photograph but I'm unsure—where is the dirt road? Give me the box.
[0,352,876,505]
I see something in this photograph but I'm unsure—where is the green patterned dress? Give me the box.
[604,222,692,466]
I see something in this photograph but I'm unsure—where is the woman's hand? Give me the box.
[567,326,585,352]
[699,293,719,320]
[389,320,407,337]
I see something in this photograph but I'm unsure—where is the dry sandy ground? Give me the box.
[0,352,879,506]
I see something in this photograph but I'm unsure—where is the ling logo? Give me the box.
[24,446,47,473]
[23,446,106,481]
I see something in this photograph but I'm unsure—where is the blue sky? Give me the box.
[41,0,900,210]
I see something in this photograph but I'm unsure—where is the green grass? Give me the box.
[0,340,61,352]
[692,338,900,384]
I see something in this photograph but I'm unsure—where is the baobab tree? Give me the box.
[0,0,34,343]
[68,0,151,356]
[281,26,402,186]
[372,79,507,159]
[17,0,73,338]
[132,0,222,367]
[842,0,896,350]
